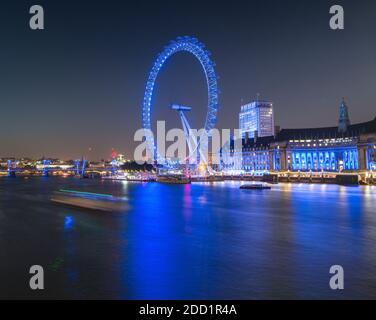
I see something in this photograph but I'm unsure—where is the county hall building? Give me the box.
[221,100,376,175]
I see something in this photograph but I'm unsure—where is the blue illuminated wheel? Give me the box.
[141,36,219,162]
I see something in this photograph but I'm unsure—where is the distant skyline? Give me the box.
[1,0,376,160]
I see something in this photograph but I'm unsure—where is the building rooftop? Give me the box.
[275,116,376,141]
[225,116,376,152]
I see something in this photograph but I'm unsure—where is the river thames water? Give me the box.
[0,177,376,299]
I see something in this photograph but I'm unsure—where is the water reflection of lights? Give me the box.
[320,184,327,192]
[338,186,348,202]
[283,183,293,191]
[198,195,207,204]
[183,184,192,223]
[121,180,129,192]
[64,216,73,231]
[364,185,376,199]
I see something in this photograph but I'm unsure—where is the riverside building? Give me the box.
[221,100,376,177]
[239,99,275,139]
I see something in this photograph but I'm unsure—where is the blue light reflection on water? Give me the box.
[1,178,376,299]
[64,216,73,231]
[126,183,183,299]
[120,182,376,299]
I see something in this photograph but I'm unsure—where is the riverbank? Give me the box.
[221,172,376,186]
[1,170,376,186]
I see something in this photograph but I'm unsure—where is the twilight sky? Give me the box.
[1,0,375,160]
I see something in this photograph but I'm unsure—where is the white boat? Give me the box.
[240,184,271,190]
[102,175,128,181]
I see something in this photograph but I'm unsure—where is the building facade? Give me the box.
[239,100,275,138]
[222,102,376,174]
